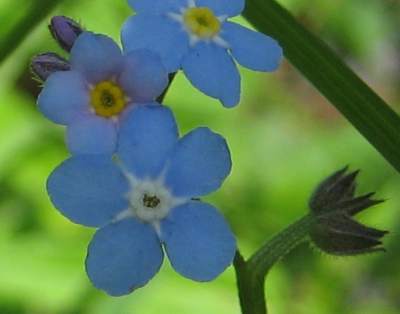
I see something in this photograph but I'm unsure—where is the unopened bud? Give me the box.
[311,214,387,255]
[308,168,387,255]
[30,52,70,82]
[49,16,84,52]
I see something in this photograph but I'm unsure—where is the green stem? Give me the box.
[234,251,267,314]
[0,0,63,66]
[156,72,177,104]
[234,214,315,314]
[243,0,400,174]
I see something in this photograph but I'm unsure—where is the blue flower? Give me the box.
[122,0,283,108]
[47,105,236,296]
[37,31,168,156]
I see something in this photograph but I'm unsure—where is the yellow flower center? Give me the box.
[90,81,125,117]
[183,7,221,39]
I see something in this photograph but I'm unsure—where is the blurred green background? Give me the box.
[1,0,400,313]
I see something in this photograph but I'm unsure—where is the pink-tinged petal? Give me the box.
[118,49,168,103]
[37,71,89,125]
[70,32,124,84]
[66,112,117,156]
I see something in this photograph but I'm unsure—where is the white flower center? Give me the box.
[121,174,186,224]
[128,177,173,221]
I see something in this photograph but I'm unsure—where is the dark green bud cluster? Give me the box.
[308,167,387,255]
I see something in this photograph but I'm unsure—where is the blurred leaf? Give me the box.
[243,0,400,174]
[0,0,63,66]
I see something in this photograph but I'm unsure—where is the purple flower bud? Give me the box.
[30,52,70,82]
[49,16,84,52]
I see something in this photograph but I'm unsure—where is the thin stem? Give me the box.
[234,251,267,314]
[247,214,314,277]
[234,214,315,314]
[156,72,177,104]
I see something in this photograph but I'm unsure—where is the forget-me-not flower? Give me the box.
[38,31,168,156]
[122,0,283,108]
[47,105,237,296]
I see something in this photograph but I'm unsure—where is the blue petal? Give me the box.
[127,0,187,14]
[222,22,283,72]
[86,217,164,296]
[118,49,168,103]
[117,105,178,179]
[122,15,189,72]
[182,41,240,108]
[161,201,236,281]
[196,0,244,17]
[164,127,231,198]
[70,32,124,84]
[47,155,129,227]
[66,112,117,156]
[37,71,89,125]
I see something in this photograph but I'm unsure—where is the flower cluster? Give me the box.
[37,31,168,156]
[48,105,236,296]
[122,0,283,107]
[32,0,283,296]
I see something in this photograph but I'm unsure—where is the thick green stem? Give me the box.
[234,251,267,314]
[234,214,315,314]
[243,0,400,174]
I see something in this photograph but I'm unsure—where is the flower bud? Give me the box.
[49,16,84,52]
[30,52,70,82]
[309,168,387,255]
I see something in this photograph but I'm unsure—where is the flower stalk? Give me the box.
[234,167,387,313]
[234,214,315,314]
